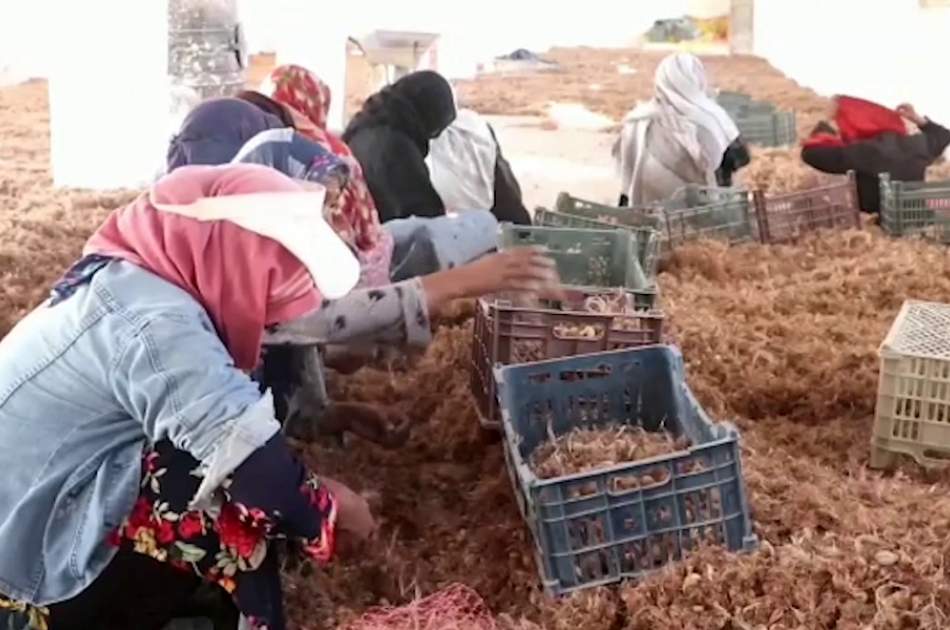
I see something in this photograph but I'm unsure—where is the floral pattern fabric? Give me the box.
[266,65,391,272]
[0,439,336,630]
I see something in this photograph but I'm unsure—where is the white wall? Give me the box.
[0,0,56,85]
[49,1,170,188]
[754,0,950,126]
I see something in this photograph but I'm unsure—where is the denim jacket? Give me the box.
[0,260,279,605]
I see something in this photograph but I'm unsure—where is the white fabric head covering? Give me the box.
[152,186,360,300]
[648,53,740,172]
[615,53,739,203]
[427,109,497,212]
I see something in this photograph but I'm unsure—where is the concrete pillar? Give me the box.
[49,0,169,189]
[730,0,754,54]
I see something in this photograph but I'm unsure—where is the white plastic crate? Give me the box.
[872,300,950,469]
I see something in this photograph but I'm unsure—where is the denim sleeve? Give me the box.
[110,313,280,468]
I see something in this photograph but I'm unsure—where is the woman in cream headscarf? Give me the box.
[614,52,749,207]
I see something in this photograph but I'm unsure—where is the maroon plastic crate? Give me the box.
[470,289,664,431]
[754,173,860,244]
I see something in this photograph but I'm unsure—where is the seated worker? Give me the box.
[232,127,561,444]
[801,97,950,214]
[166,97,286,173]
[342,70,457,222]
[0,164,376,630]
[428,108,532,225]
[343,71,501,277]
[246,66,499,279]
[614,52,750,207]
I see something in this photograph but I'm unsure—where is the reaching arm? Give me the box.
[265,278,433,349]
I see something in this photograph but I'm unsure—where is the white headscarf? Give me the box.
[427,108,498,211]
[647,53,739,169]
[620,53,739,196]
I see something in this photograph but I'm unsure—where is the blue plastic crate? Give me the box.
[494,346,757,596]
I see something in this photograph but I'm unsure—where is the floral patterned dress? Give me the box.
[0,258,339,630]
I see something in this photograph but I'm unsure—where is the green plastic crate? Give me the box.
[554,193,662,230]
[498,225,655,290]
[880,174,950,240]
[658,186,759,248]
[716,91,751,112]
[534,203,660,281]
[733,110,797,147]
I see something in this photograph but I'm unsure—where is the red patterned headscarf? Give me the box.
[263,65,391,286]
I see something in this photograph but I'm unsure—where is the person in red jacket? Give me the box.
[801,96,950,214]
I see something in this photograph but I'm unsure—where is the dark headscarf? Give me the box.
[343,70,456,156]
[166,97,285,172]
[236,90,296,128]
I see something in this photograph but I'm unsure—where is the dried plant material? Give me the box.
[457,49,831,137]
[8,55,950,630]
[341,583,497,630]
[530,426,689,480]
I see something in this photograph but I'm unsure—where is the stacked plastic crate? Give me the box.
[470,223,663,430]
[879,174,950,242]
[479,174,867,594]
[716,90,797,148]
[469,197,759,596]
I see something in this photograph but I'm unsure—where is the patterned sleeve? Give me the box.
[264,278,432,349]
[226,435,337,563]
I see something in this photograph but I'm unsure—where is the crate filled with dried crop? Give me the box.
[879,174,950,240]
[470,288,663,430]
[497,224,658,290]
[494,346,757,595]
[871,300,950,469]
[754,172,861,244]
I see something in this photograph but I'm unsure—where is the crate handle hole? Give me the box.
[922,449,950,463]
[552,323,605,341]
[559,366,612,381]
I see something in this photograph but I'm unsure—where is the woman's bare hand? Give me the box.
[420,246,563,314]
[320,477,376,542]
[897,103,927,127]
[465,247,563,297]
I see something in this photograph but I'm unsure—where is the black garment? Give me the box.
[716,138,751,187]
[488,124,531,225]
[44,548,234,630]
[343,71,457,222]
[801,120,950,213]
[348,127,446,221]
[237,90,297,127]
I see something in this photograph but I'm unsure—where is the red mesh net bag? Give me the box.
[341,583,497,630]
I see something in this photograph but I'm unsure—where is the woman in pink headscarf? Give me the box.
[0,164,373,630]
[0,163,561,630]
